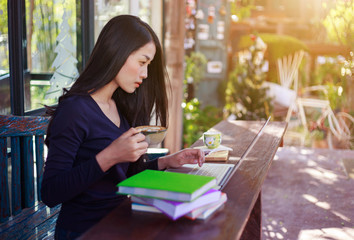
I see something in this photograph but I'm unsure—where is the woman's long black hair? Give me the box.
[46,15,169,145]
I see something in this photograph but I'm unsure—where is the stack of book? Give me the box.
[117,169,227,220]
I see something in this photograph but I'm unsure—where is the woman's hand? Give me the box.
[96,128,148,172]
[158,148,205,170]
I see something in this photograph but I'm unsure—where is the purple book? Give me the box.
[132,188,221,220]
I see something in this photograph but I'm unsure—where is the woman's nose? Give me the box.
[140,67,148,79]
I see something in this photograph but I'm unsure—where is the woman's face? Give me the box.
[114,41,156,93]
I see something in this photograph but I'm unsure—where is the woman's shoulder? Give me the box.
[49,95,92,139]
[58,95,93,112]
[53,95,95,122]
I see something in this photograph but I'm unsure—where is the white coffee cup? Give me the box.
[203,131,222,149]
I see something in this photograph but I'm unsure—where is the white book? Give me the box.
[131,202,162,214]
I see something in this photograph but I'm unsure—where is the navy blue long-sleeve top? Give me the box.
[41,95,158,233]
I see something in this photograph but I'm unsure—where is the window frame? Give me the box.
[7,0,94,116]
[8,0,26,116]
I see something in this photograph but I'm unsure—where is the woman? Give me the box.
[41,15,205,239]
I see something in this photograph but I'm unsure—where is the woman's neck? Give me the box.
[90,81,121,128]
[90,81,117,104]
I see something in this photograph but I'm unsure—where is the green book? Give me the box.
[117,169,217,202]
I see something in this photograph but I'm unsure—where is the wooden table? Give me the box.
[79,120,287,240]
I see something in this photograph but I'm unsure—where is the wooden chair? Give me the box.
[0,115,60,239]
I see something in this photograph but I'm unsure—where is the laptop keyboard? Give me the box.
[167,163,234,187]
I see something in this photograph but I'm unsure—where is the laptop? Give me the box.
[166,117,271,190]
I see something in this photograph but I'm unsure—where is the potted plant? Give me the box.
[224,34,272,120]
[308,120,328,148]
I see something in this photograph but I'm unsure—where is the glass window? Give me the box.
[25,0,79,111]
[138,0,152,24]
[0,0,10,114]
[94,0,130,41]
[0,1,9,76]
[94,0,160,42]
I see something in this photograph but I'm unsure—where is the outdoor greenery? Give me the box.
[323,0,354,51]
[26,0,77,73]
[183,51,207,101]
[182,51,216,147]
[310,57,348,111]
[0,0,8,74]
[184,52,207,86]
[0,1,7,34]
[30,83,56,109]
[182,98,223,148]
[238,33,309,83]
[320,0,354,114]
[238,33,309,62]
[225,35,272,120]
[230,0,255,22]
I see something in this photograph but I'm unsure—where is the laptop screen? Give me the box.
[166,117,271,190]
[220,116,270,189]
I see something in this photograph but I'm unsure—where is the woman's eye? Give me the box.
[140,61,146,66]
